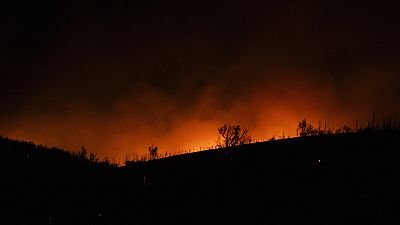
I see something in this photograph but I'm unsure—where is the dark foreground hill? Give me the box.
[2,130,400,225]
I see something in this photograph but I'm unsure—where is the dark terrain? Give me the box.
[2,130,400,225]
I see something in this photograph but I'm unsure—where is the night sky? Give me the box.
[1,0,400,159]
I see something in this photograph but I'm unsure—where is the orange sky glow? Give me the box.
[2,73,374,162]
[1,1,399,163]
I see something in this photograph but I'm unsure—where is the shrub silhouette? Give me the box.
[89,152,99,163]
[77,146,88,160]
[148,145,158,160]
[336,125,353,134]
[297,119,316,136]
[297,119,323,136]
[217,124,252,148]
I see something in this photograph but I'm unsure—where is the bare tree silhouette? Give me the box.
[217,124,252,148]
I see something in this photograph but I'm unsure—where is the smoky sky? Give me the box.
[1,0,400,159]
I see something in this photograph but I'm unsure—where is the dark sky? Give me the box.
[1,0,400,159]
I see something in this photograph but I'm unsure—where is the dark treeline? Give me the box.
[297,113,400,137]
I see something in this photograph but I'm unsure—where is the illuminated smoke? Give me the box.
[1,1,399,159]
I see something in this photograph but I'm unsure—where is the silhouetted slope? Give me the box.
[120,130,400,225]
[2,130,400,225]
[0,137,115,225]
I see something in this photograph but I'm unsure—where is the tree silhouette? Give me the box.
[78,146,88,160]
[148,145,158,160]
[217,124,252,148]
[297,119,308,137]
[297,119,319,137]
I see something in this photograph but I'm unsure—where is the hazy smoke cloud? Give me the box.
[1,0,399,159]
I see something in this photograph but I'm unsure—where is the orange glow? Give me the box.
[0,71,388,161]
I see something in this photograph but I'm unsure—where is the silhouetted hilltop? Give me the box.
[0,136,117,225]
[119,129,400,225]
[2,130,400,225]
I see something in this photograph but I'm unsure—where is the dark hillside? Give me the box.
[119,130,400,225]
[2,130,400,224]
[0,137,116,225]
